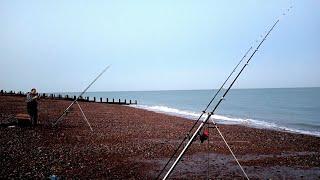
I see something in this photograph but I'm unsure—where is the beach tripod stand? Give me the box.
[158,6,293,178]
[53,99,93,131]
[52,65,111,131]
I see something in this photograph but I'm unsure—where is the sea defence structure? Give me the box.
[0,90,137,105]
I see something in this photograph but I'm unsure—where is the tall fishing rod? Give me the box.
[162,5,293,178]
[52,64,111,126]
[156,46,252,179]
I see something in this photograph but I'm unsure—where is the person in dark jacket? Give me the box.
[26,88,39,126]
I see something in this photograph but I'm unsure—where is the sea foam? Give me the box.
[131,104,320,137]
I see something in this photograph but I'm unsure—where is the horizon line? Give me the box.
[45,86,320,94]
[2,86,320,94]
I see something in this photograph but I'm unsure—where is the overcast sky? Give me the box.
[0,0,319,92]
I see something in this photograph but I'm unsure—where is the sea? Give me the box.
[56,88,320,137]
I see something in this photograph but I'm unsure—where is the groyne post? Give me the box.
[2,90,138,105]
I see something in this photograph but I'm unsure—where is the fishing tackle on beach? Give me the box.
[156,39,253,180]
[199,129,209,143]
[158,6,293,180]
[52,65,111,130]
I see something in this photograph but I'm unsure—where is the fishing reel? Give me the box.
[199,129,209,143]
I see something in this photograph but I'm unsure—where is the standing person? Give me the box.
[26,88,39,126]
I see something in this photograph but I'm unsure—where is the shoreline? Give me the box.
[130,104,320,138]
[5,88,318,138]
[1,95,320,179]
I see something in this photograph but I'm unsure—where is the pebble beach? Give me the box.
[1,95,320,179]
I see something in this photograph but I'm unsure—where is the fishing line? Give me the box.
[156,45,252,180]
[52,64,111,127]
[161,5,293,180]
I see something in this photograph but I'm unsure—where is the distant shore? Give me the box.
[1,95,320,179]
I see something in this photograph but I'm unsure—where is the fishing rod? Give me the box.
[155,46,253,179]
[52,64,111,127]
[162,6,293,179]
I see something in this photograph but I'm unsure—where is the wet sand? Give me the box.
[1,95,320,179]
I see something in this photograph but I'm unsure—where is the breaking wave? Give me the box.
[131,105,320,137]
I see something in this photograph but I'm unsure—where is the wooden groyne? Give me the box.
[0,90,137,105]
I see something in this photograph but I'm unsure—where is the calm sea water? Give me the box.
[56,88,320,136]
